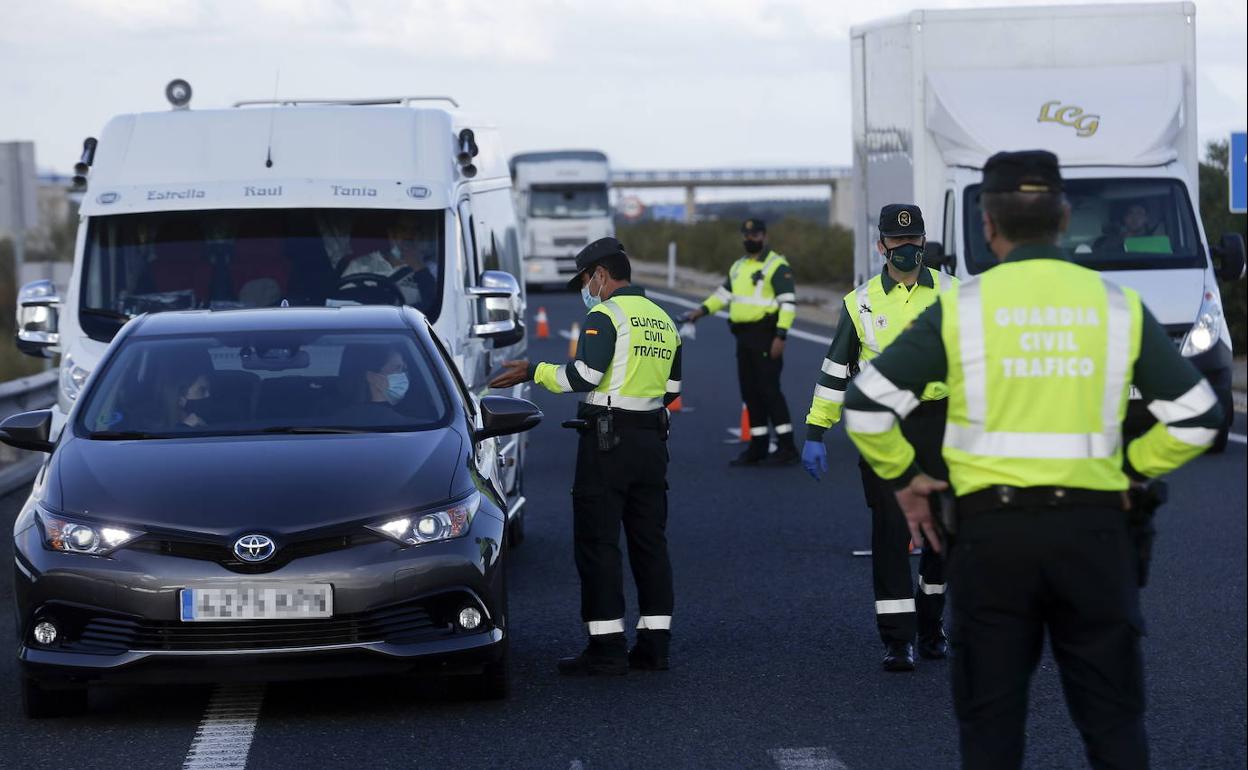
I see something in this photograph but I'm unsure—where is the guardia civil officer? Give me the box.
[801,204,956,672]
[842,150,1224,769]
[491,238,681,676]
[683,219,799,465]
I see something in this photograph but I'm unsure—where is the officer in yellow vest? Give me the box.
[801,203,957,672]
[683,219,799,465]
[843,151,1224,769]
[492,238,681,676]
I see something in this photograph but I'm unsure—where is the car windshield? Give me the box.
[76,330,451,438]
[528,185,610,219]
[963,178,1205,274]
[79,208,445,342]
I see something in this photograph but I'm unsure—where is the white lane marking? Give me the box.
[1229,432,1246,445]
[769,746,849,769]
[558,329,575,340]
[183,683,265,770]
[646,290,834,346]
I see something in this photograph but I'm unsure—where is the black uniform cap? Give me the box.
[981,150,1064,194]
[878,203,925,238]
[566,237,627,290]
[741,218,767,234]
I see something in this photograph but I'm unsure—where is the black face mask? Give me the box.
[743,240,765,255]
[183,394,218,422]
[886,243,924,272]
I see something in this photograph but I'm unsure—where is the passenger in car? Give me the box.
[158,366,215,429]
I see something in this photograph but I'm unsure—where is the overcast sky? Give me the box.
[2,0,1245,178]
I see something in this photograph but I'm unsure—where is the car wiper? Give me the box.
[87,430,165,440]
[81,307,134,322]
[256,426,374,435]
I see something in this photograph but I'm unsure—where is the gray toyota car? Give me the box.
[1,306,541,717]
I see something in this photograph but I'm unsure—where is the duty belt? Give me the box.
[957,485,1127,518]
[563,409,668,431]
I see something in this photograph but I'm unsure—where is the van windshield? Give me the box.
[76,330,451,438]
[80,208,445,341]
[963,179,1205,274]
[529,185,609,219]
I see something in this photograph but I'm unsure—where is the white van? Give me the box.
[15,85,534,542]
[509,150,612,288]
[850,3,1246,450]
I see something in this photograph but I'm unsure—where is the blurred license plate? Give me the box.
[180,584,333,622]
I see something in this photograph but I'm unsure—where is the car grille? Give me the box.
[127,532,385,574]
[65,599,451,653]
[552,236,588,247]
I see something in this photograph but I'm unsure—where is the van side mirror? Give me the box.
[924,241,955,273]
[474,396,542,441]
[469,270,525,347]
[1212,233,1246,282]
[0,409,55,453]
[15,280,61,358]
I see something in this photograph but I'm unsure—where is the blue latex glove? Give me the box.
[802,440,827,481]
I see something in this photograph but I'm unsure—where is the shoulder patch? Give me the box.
[585,329,599,336]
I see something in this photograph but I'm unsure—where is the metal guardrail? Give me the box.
[0,369,58,497]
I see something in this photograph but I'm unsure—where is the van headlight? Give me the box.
[369,492,480,546]
[1180,291,1224,357]
[38,509,141,555]
[59,353,91,403]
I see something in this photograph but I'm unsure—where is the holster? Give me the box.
[1127,480,1167,588]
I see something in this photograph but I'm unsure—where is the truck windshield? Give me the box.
[76,330,451,438]
[963,179,1205,274]
[80,208,445,342]
[528,185,609,219]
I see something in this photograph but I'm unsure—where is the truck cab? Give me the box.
[14,87,533,540]
[509,150,612,288]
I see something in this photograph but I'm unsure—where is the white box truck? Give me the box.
[509,150,612,288]
[851,1,1245,449]
[14,85,534,541]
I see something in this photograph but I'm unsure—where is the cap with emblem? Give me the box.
[878,203,925,238]
[566,237,628,290]
[981,150,1064,194]
[740,218,767,235]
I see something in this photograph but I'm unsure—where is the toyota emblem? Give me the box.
[233,534,276,563]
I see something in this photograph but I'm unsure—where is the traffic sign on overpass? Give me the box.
[1231,131,1247,214]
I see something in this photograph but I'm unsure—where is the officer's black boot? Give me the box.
[917,624,949,660]
[882,640,916,672]
[760,435,800,466]
[557,633,628,676]
[730,438,770,466]
[628,629,671,671]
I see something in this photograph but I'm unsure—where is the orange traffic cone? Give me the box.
[739,404,750,443]
[667,396,683,413]
[535,307,549,339]
[567,322,580,358]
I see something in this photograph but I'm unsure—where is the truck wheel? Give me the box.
[22,676,87,718]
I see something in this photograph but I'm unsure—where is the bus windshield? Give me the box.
[963,178,1205,274]
[80,208,444,342]
[528,185,610,219]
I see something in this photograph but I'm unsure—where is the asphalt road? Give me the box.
[1,288,1244,770]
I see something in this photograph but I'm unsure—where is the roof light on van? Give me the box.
[457,129,479,178]
[71,137,98,191]
[165,79,193,110]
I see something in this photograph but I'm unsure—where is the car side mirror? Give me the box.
[474,396,542,441]
[0,409,55,453]
[1212,233,1246,282]
[15,280,61,359]
[468,270,524,347]
[925,241,956,273]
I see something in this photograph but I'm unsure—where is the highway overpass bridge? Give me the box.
[611,166,853,228]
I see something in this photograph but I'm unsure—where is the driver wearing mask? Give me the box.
[336,346,412,425]
[342,215,437,309]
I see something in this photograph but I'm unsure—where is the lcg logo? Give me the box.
[1037,101,1100,138]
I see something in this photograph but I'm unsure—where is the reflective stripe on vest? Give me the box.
[948,275,1132,460]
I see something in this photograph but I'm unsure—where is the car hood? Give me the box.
[50,429,466,537]
[1102,269,1204,327]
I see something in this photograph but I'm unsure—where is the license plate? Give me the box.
[180,584,333,622]
[1129,385,1143,401]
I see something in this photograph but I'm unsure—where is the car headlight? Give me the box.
[369,492,481,546]
[59,353,91,403]
[1180,290,1224,357]
[38,509,141,555]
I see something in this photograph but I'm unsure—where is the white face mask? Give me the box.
[581,270,604,309]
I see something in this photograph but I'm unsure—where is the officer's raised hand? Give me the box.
[490,359,531,389]
[801,440,827,481]
[894,473,949,553]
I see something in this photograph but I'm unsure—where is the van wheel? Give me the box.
[508,508,526,548]
[1207,386,1234,455]
[22,676,87,718]
[1209,425,1229,454]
